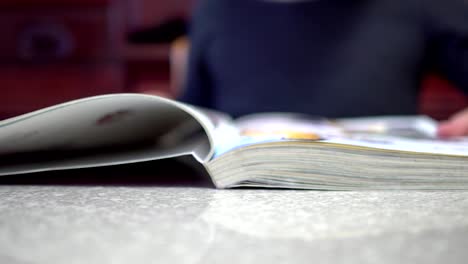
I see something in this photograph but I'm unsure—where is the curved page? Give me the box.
[0,94,219,176]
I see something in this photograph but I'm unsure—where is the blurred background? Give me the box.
[0,0,466,120]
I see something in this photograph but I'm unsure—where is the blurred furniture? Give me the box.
[0,0,193,119]
[124,0,194,98]
[0,0,125,118]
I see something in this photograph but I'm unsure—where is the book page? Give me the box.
[334,116,438,139]
[0,94,221,175]
[328,116,468,156]
[214,113,335,157]
[0,94,191,152]
[321,136,468,156]
[214,113,468,157]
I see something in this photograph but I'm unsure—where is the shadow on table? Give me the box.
[0,158,214,188]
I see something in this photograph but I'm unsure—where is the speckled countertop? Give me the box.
[1,184,468,264]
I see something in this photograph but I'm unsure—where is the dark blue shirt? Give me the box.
[180,0,468,117]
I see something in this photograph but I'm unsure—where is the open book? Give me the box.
[1,93,468,190]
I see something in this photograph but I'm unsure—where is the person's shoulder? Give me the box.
[368,0,467,33]
[194,0,235,17]
[419,0,468,32]
[192,0,248,34]
[191,0,229,27]
[368,0,423,17]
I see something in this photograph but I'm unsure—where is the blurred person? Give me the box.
[178,0,468,137]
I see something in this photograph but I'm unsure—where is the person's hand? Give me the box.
[437,108,468,138]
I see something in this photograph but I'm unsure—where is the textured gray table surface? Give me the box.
[1,185,468,264]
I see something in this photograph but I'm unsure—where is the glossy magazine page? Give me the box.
[213,113,468,158]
